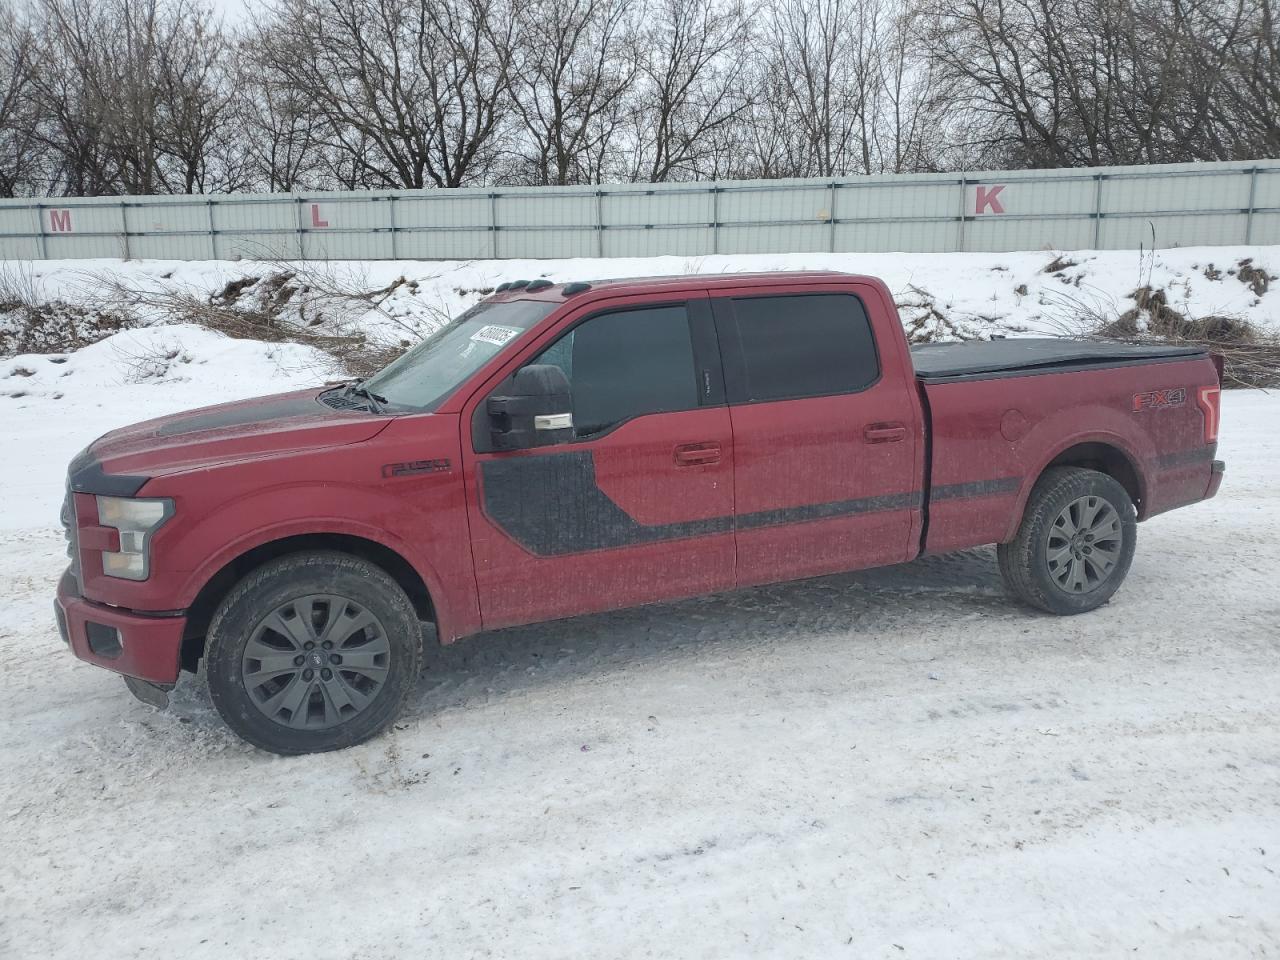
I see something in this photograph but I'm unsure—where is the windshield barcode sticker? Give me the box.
[470,324,521,346]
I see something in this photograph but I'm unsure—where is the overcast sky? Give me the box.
[208,0,253,21]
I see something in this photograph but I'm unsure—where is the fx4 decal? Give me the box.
[1133,387,1186,412]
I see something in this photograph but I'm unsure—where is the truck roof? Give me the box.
[489,271,874,301]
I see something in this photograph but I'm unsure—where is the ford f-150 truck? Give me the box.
[55,272,1225,754]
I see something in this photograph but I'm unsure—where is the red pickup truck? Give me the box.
[55,272,1225,754]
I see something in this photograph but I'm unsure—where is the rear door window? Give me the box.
[726,293,879,402]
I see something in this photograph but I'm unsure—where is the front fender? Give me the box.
[167,482,464,643]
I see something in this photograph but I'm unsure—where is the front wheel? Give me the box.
[205,551,421,755]
[998,467,1137,615]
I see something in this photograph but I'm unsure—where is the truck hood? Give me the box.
[70,388,392,493]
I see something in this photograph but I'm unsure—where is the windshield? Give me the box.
[363,299,556,411]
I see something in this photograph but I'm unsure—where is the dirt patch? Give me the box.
[1236,259,1273,297]
[211,276,259,305]
[1106,287,1251,344]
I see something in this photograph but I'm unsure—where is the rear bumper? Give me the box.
[1205,459,1226,500]
[55,570,185,684]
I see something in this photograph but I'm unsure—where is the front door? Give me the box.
[463,295,736,630]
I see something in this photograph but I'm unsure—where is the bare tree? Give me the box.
[620,0,753,182]
[913,0,1275,168]
[27,0,118,195]
[867,4,947,172]
[1200,0,1280,158]
[153,5,244,192]
[260,0,517,189]
[28,0,240,195]
[2,0,1275,198]
[0,1,41,197]
[758,0,885,177]
[506,0,637,185]
[235,48,335,191]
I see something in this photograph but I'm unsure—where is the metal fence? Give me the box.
[1,159,1277,261]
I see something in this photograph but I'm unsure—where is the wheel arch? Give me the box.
[1004,438,1148,542]
[180,532,436,673]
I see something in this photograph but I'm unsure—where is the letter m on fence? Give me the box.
[975,185,1005,215]
[48,209,73,232]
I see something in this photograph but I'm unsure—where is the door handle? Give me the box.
[863,423,908,444]
[674,442,721,466]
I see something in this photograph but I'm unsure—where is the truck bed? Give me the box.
[911,338,1206,383]
[911,337,1219,557]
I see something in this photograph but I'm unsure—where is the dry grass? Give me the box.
[0,261,133,357]
[82,260,455,376]
[897,283,973,344]
[1040,284,1280,388]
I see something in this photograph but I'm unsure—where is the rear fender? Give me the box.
[1003,420,1150,542]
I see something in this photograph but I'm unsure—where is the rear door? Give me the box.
[462,294,736,630]
[713,283,923,586]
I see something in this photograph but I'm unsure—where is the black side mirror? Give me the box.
[487,364,573,450]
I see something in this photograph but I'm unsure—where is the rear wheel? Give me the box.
[205,551,421,754]
[998,467,1136,615]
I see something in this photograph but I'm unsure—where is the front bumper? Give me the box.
[55,569,185,684]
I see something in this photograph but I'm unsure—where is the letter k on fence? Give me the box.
[975,185,1005,215]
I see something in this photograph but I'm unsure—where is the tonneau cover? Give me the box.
[911,337,1206,382]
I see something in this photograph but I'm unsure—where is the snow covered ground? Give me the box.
[1,249,1278,958]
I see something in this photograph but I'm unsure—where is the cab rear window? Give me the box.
[728,293,878,402]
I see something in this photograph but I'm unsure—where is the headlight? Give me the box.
[96,496,173,580]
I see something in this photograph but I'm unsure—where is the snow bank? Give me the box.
[0,325,333,529]
[4,245,1279,353]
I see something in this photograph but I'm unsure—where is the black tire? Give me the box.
[997,467,1137,615]
[205,551,421,755]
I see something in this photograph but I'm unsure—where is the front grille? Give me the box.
[61,485,81,586]
[318,388,369,411]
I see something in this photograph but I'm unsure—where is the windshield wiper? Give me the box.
[344,380,388,413]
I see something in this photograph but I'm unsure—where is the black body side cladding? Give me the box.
[480,452,733,556]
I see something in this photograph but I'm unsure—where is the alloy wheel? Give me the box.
[240,594,391,729]
[1045,495,1124,594]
